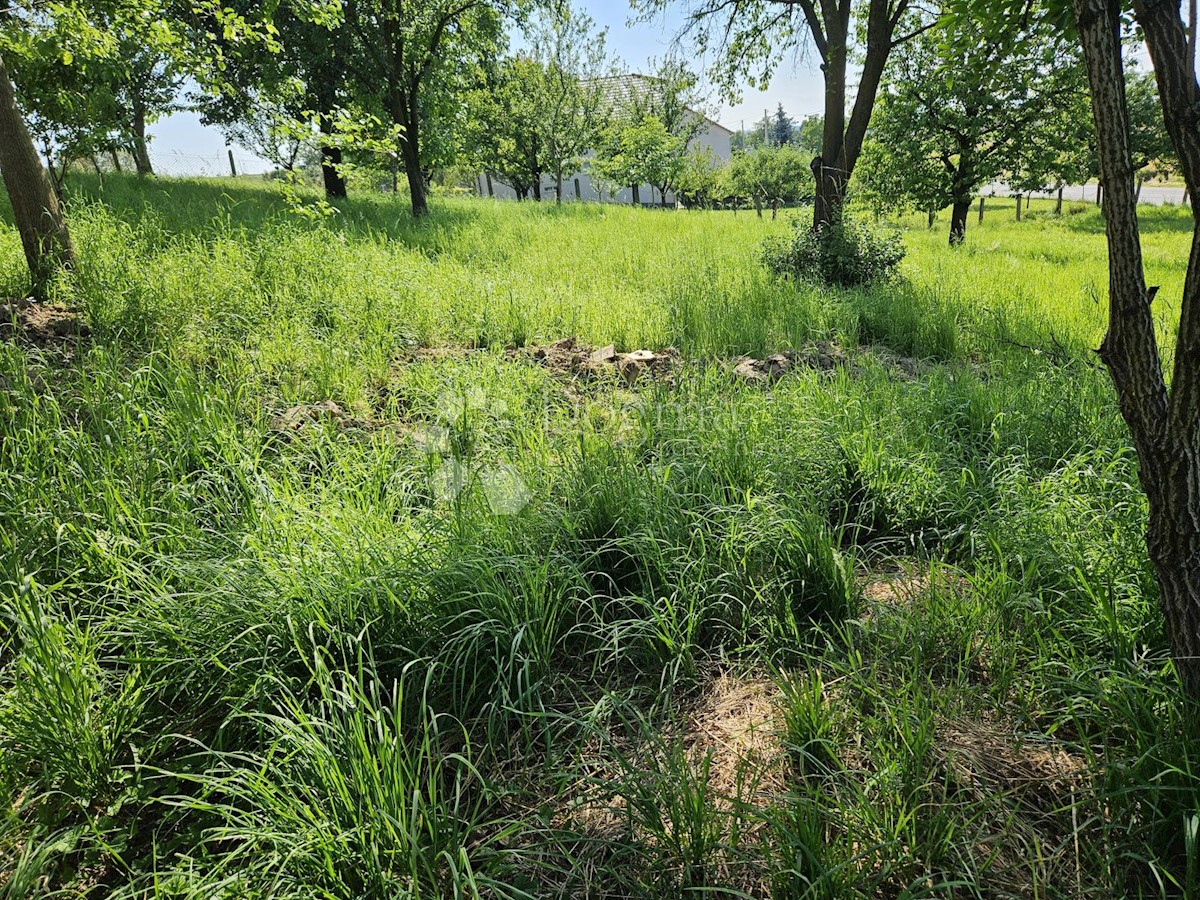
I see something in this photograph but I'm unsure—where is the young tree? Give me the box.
[863,15,1087,244]
[592,115,685,206]
[674,146,723,207]
[528,5,609,203]
[728,144,811,216]
[637,0,925,229]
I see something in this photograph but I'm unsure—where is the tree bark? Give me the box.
[1077,0,1200,698]
[131,103,153,176]
[486,172,494,197]
[979,196,986,224]
[1016,193,1023,221]
[396,92,428,217]
[0,52,76,297]
[632,184,640,205]
[949,198,970,245]
[811,0,903,230]
[318,114,347,200]
[1056,184,1065,214]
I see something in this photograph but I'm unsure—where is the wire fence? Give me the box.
[147,151,273,179]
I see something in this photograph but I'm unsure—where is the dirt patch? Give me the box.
[682,673,786,806]
[937,714,1091,895]
[520,337,682,385]
[0,299,89,348]
[731,341,923,385]
[860,560,971,609]
[268,399,408,442]
[940,716,1087,811]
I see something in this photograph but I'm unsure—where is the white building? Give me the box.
[476,74,734,206]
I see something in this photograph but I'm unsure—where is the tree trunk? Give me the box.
[811,0,899,230]
[110,149,122,173]
[532,178,542,201]
[1076,0,1200,698]
[398,93,428,217]
[0,52,76,297]
[1135,174,1144,204]
[1016,194,1023,221]
[949,198,971,245]
[318,114,347,200]
[1056,184,1065,214]
[927,204,936,229]
[632,184,640,205]
[979,196,986,224]
[556,172,563,205]
[486,172,494,197]
[131,103,153,176]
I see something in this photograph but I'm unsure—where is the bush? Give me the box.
[764,217,905,287]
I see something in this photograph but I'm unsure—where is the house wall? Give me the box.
[476,119,734,206]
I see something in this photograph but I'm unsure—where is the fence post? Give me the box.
[227,149,237,177]
[978,196,985,224]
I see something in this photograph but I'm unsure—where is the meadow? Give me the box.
[1,176,1198,898]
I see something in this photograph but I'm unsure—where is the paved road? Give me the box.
[981,181,1187,206]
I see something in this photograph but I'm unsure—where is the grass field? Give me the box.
[1,176,1198,898]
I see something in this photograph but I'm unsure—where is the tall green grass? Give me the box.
[0,176,1196,897]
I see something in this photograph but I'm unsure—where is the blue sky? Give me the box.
[148,0,826,172]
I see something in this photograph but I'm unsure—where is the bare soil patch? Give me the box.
[0,299,89,349]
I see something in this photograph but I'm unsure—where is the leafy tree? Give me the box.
[527,4,609,203]
[618,57,708,146]
[220,95,316,172]
[637,0,927,229]
[192,0,355,199]
[862,13,1087,244]
[674,146,723,207]
[112,39,181,175]
[470,54,547,199]
[794,113,823,157]
[592,115,685,206]
[343,0,503,217]
[727,144,810,216]
[771,102,794,146]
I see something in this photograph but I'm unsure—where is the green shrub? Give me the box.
[763,217,906,288]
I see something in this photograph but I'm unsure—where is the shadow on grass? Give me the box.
[1049,202,1196,235]
[0,172,613,262]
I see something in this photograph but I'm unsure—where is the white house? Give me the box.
[477,74,734,205]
